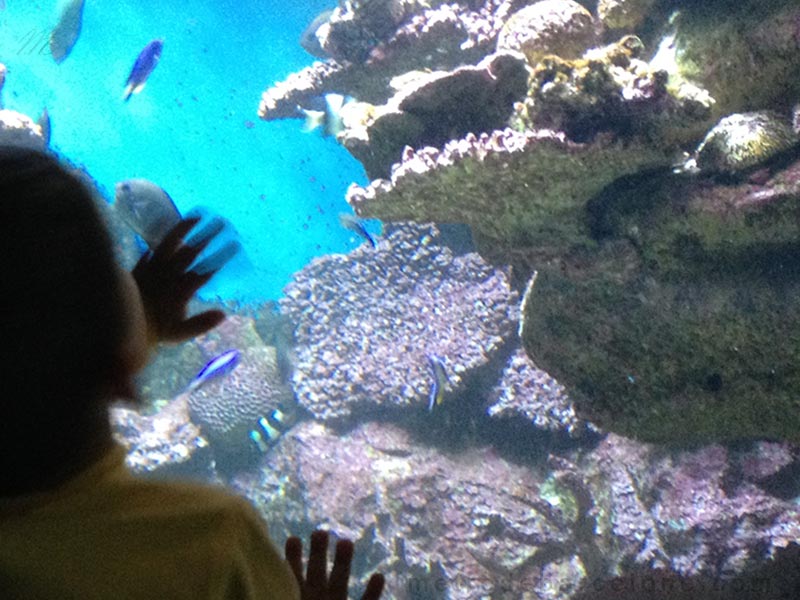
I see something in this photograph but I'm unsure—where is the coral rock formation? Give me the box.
[520,154,800,444]
[596,0,654,31]
[0,110,48,149]
[280,223,517,421]
[496,0,597,65]
[186,346,294,457]
[689,110,799,175]
[111,396,211,477]
[347,128,674,248]
[486,347,588,436]
[340,51,529,178]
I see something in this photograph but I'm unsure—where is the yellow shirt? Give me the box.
[0,445,300,600]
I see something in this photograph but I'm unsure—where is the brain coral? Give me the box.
[280,223,518,421]
[186,346,294,456]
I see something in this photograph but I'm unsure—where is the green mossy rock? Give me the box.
[520,163,800,444]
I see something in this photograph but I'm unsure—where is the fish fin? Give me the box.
[301,109,325,132]
[324,93,346,114]
[36,108,51,145]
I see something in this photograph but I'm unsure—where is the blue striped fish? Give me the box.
[187,349,240,393]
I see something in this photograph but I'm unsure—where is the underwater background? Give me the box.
[0,0,369,302]
[4,0,800,598]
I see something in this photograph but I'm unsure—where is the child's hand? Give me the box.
[132,217,225,345]
[286,530,385,600]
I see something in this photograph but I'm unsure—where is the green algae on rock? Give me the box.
[596,0,655,31]
[515,34,713,143]
[688,110,800,175]
[496,0,597,66]
[649,0,800,131]
[347,128,675,249]
[519,157,800,445]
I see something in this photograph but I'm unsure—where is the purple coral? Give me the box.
[280,223,517,420]
[487,346,589,436]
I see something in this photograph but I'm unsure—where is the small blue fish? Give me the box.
[339,213,377,247]
[187,349,240,393]
[123,39,163,101]
[427,354,448,411]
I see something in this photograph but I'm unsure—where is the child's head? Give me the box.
[0,146,147,487]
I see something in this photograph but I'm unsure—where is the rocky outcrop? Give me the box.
[280,223,518,421]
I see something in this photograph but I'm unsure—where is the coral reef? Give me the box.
[516,34,713,142]
[258,3,493,121]
[340,50,529,178]
[280,223,517,421]
[496,0,597,65]
[234,421,584,600]
[317,0,433,63]
[596,0,655,32]
[658,1,800,128]
[486,347,588,437]
[230,422,800,600]
[687,110,799,175]
[573,543,800,600]
[519,153,800,444]
[111,396,211,478]
[0,110,48,149]
[186,345,294,460]
[347,128,674,249]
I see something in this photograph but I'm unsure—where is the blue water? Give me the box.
[0,0,368,302]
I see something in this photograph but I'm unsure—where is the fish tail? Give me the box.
[301,109,325,132]
[123,85,134,101]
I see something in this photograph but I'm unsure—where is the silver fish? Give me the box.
[36,108,51,146]
[299,9,333,58]
[114,179,181,249]
[300,93,352,137]
[49,0,85,64]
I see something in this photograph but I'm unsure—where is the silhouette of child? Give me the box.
[0,146,383,600]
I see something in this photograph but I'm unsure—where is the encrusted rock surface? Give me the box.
[520,154,800,444]
[280,223,517,421]
[259,3,494,121]
[596,0,654,31]
[496,0,597,65]
[0,110,48,149]
[516,34,713,143]
[234,421,581,600]
[486,346,588,436]
[690,110,799,175]
[347,128,674,248]
[111,395,211,478]
[186,345,294,458]
[319,0,436,64]
[340,51,529,178]
[230,421,800,600]
[658,1,800,129]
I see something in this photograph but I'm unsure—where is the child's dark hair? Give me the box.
[0,146,127,485]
